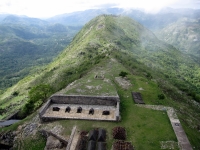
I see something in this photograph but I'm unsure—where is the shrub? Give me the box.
[194,94,200,102]
[18,84,54,118]
[158,94,165,100]
[24,100,35,114]
[29,84,53,103]
[18,100,35,118]
[0,107,5,115]
[146,72,152,80]
[119,71,128,78]
[12,91,19,96]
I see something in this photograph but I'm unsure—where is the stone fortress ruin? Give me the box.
[39,94,120,122]
[37,58,192,150]
[39,59,122,122]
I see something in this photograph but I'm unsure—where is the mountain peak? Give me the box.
[0,14,200,149]
[72,14,157,52]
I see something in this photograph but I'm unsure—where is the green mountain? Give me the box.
[0,15,200,149]
[0,22,80,90]
[2,15,48,26]
[48,7,200,30]
[156,18,200,58]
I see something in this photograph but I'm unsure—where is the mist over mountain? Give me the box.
[156,18,200,58]
[1,7,200,32]
[0,7,200,149]
[0,16,80,90]
[2,15,48,26]
[0,7,199,96]
[47,7,200,30]
[0,15,200,149]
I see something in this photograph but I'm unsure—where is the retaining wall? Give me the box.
[39,94,120,122]
[66,126,77,150]
[116,102,120,121]
[39,99,52,119]
[50,95,119,106]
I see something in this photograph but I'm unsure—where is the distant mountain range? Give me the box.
[0,16,81,90]
[46,7,200,58]
[2,7,200,29]
[47,7,200,30]
[0,15,200,149]
[0,7,199,90]
[156,18,200,57]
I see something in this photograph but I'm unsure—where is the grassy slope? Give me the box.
[0,15,110,119]
[1,58,178,150]
[0,24,78,90]
[58,58,118,96]
[115,50,200,148]
[0,15,200,148]
[155,18,200,58]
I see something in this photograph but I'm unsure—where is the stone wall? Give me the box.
[39,129,68,145]
[40,117,66,122]
[50,95,119,106]
[66,126,76,150]
[115,102,120,121]
[39,99,51,119]
[39,95,120,122]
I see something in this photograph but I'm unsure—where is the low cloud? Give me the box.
[0,0,199,18]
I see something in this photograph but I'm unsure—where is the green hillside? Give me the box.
[0,15,200,149]
[156,18,200,58]
[0,23,79,90]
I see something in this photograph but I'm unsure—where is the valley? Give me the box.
[0,10,200,150]
[0,16,81,90]
[156,18,200,58]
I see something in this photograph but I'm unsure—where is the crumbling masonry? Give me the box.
[39,94,120,122]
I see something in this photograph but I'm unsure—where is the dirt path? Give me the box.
[136,105,193,150]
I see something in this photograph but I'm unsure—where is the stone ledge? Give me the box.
[39,129,68,145]
[39,95,120,122]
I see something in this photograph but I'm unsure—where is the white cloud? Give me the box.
[0,0,199,18]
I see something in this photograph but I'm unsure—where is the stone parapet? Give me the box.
[39,95,120,122]
[50,95,119,106]
[39,99,52,119]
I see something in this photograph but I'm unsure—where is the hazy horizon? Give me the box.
[0,0,200,18]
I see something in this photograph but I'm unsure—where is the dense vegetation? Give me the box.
[0,21,81,90]
[156,18,200,58]
[0,15,200,149]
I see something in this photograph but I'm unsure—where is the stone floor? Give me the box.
[43,104,117,121]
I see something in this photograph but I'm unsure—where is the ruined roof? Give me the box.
[88,129,98,141]
[98,129,106,142]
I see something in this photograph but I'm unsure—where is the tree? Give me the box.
[158,94,165,100]
[18,84,53,118]
[0,107,5,115]
[146,72,152,80]
[119,71,128,78]
[29,84,53,103]
[12,91,19,96]
[24,100,35,114]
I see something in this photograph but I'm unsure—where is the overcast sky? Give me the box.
[0,0,200,18]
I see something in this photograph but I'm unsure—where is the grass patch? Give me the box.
[15,132,46,150]
[60,58,126,96]
[53,59,177,150]
[56,82,177,150]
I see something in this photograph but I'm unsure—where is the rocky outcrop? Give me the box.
[0,131,15,148]
[44,135,63,150]
[40,129,68,150]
